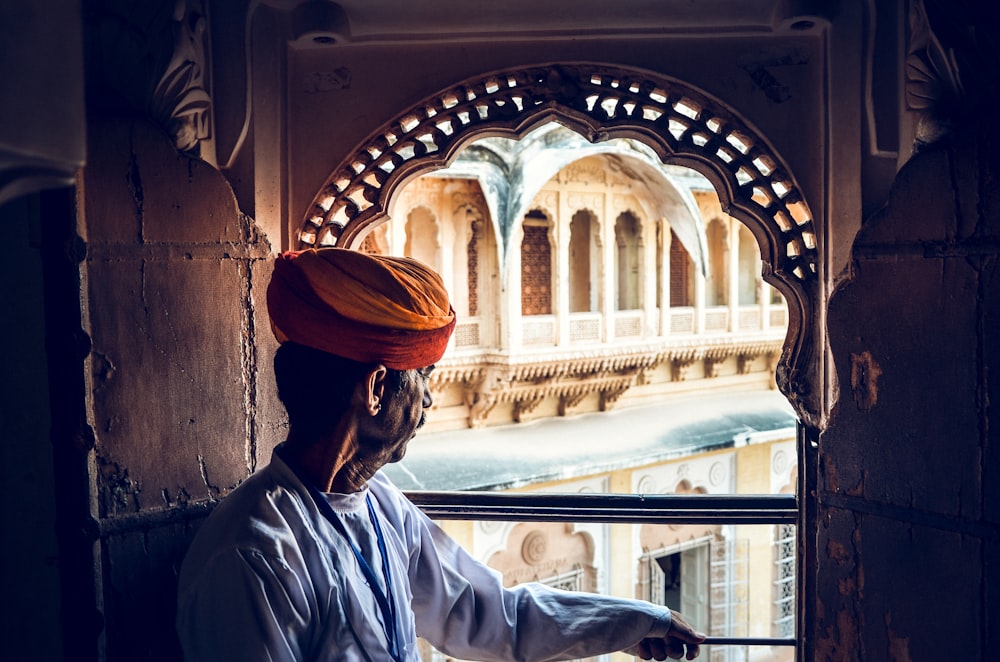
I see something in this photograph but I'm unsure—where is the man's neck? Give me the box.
[283,424,359,493]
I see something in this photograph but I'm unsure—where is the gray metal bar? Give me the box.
[701,637,796,646]
[405,492,797,525]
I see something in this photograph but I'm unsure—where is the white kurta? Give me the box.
[177,448,673,661]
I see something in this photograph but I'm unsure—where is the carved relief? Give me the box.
[561,160,606,185]
[468,393,499,429]
[150,0,213,158]
[521,531,549,565]
[89,1,213,160]
[558,391,589,416]
[905,0,996,149]
[566,192,603,212]
[436,346,759,426]
[532,191,559,216]
[489,522,596,589]
[708,461,727,487]
[639,480,718,551]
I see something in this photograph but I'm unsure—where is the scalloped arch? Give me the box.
[298,63,823,426]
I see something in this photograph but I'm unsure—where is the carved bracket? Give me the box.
[514,395,546,422]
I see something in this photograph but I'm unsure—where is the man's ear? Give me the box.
[364,364,388,416]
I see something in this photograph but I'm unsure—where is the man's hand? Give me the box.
[633,609,707,660]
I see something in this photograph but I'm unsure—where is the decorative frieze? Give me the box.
[433,335,781,428]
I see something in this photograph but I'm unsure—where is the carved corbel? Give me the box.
[905,0,996,150]
[634,368,650,386]
[88,1,214,161]
[559,391,589,416]
[671,358,695,382]
[470,364,513,403]
[149,0,214,160]
[514,395,546,422]
[737,353,756,375]
[599,386,629,411]
[468,393,498,429]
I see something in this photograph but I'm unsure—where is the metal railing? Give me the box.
[406,491,798,648]
[406,491,796,525]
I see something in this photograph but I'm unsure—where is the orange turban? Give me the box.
[266,248,456,370]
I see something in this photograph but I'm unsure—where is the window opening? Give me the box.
[614,211,641,311]
[365,129,798,656]
[520,210,553,317]
[301,64,823,658]
[738,225,761,307]
[569,211,595,313]
[467,213,480,317]
[705,218,728,307]
[404,206,441,272]
[669,230,693,308]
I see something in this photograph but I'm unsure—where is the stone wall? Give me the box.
[817,121,999,659]
[78,117,281,660]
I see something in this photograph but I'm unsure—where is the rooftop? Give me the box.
[383,388,797,491]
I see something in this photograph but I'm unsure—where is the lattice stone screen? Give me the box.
[300,65,817,283]
[297,63,824,425]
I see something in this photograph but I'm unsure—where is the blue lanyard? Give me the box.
[313,486,404,662]
[277,448,404,662]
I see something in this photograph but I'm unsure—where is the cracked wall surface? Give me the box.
[818,121,999,660]
[81,117,281,660]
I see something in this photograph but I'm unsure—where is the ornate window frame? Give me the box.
[296,63,822,426]
[297,64,820,655]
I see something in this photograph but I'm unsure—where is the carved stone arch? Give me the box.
[521,205,555,231]
[298,63,822,425]
[401,201,437,220]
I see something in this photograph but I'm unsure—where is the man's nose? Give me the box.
[423,385,433,408]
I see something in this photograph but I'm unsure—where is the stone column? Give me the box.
[728,218,740,333]
[556,191,571,346]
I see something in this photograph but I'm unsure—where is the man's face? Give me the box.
[358,365,434,466]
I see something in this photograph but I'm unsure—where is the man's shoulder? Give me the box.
[185,461,312,559]
[368,470,410,505]
[368,470,426,526]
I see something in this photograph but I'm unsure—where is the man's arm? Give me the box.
[401,500,705,661]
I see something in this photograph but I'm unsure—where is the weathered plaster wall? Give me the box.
[80,118,282,660]
[818,122,999,659]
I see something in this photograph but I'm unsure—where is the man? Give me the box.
[177,247,706,661]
